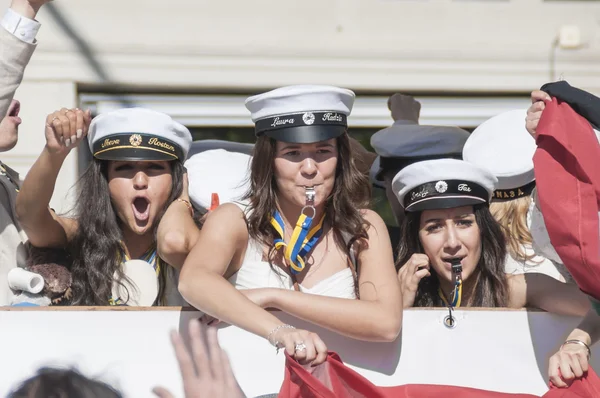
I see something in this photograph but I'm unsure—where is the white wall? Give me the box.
[2,0,599,211]
[21,0,600,93]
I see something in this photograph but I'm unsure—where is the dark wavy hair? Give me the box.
[396,204,509,307]
[67,158,184,305]
[8,367,122,398]
[244,133,371,284]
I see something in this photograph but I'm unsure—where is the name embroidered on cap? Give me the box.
[392,159,498,213]
[88,108,192,162]
[245,85,355,144]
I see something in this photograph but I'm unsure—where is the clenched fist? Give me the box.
[397,253,430,308]
[44,108,92,155]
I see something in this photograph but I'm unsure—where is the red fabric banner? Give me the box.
[278,352,600,398]
[533,99,600,301]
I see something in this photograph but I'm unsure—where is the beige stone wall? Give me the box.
[2,0,599,210]
[20,0,600,92]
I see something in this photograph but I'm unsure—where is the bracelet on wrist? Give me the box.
[561,339,592,358]
[266,324,295,348]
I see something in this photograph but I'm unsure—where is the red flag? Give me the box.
[533,99,600,301]
[278,352,600,398]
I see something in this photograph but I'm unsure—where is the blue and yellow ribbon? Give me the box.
[109,244,161,306]
[438,280,462,308]
[270,210,325,275]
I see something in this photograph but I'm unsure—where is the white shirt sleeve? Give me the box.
[1,8,41,44]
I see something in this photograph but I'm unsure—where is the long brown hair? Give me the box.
[490,196,538,264]
[244,133,371,276]
[67,158,184,305]
[396,204,509,307]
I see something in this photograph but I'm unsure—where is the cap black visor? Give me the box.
[264,125,346,144]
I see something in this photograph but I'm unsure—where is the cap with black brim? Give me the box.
[255,111,348,144]
[263,125,346,144]
[403,179,489,212]
[92,133,184,161]
[246,85,355,144]
[392,159,497,214]
[406,195,487,212]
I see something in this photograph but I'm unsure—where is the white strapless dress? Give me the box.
[227,204,357,299]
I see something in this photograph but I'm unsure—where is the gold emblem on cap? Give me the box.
[129,134,142,147]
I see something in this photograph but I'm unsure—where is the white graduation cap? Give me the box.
[245,85,355,144]
[463,109,536,202]
[88,108,192,162]
[392,158,497,212]
[185,149,251,211]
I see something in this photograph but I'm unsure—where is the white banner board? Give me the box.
[0,308,596,397]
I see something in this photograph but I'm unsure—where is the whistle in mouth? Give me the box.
[305,187,316,204]
[450,259,462,275]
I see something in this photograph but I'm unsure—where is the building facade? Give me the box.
[4,0,599,211]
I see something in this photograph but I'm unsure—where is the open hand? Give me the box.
[153,321,245,398]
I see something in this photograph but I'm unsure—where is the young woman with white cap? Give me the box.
[162,85,402,365]
[463,109,571,282]
[393,158,588,314]
[16,107,192,306]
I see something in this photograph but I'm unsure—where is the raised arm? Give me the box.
[157,172,202,269]
[1,0,51,116]
[15,108,91,247]
[178,203,329,365]
[260,209,403,342]
[508,273,590,316]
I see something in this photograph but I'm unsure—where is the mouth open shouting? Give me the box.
[132,196,151,223]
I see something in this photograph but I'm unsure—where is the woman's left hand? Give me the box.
[548,342,590,387]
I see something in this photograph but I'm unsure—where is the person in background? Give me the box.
[1,0,50,116]
[370,93,470,250]
[463,109,571,282]
[0,0,53,306]
[394,158,589,315]
[161,85,402,366]
[8,368,123,398]
[16,108,192,306]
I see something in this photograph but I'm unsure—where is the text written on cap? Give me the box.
[270,117,295,128]
[322,113,343,122]
[148,137,175,152]
[102,138,120,148]
[495,189,525,199]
